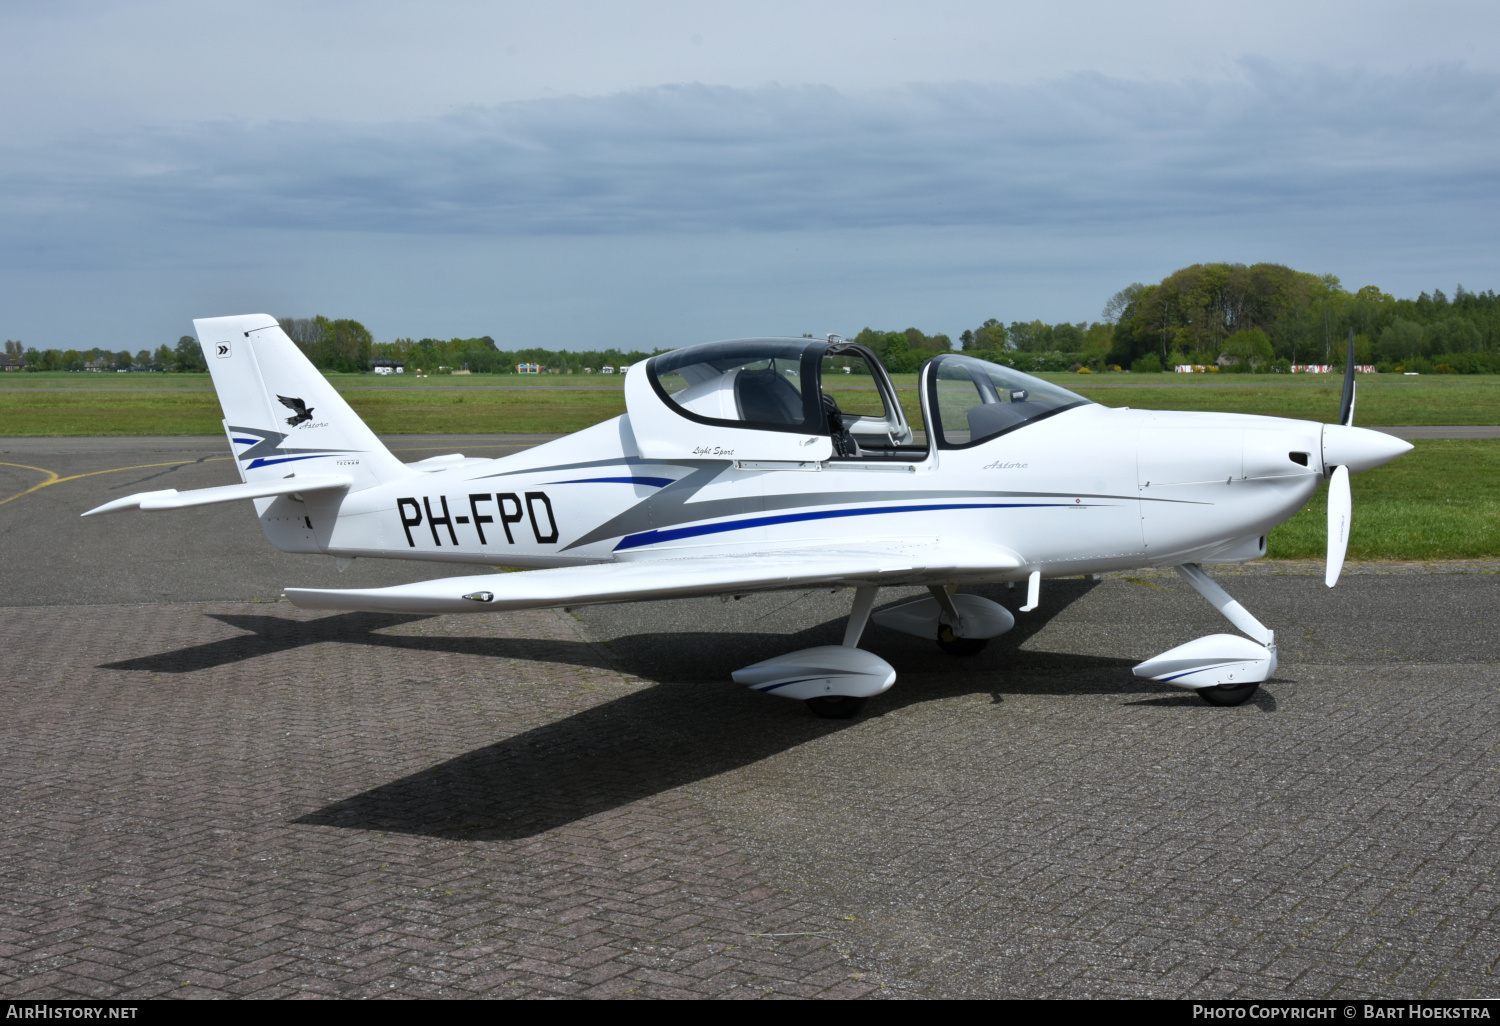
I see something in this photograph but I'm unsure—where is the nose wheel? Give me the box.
[936,623,989,656]
[1197,681,1260,706]
[805,696,867,718]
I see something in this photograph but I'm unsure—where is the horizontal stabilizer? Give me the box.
[82,474,353,517]
[285,543,1024,615]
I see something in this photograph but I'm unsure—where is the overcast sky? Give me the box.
[3,1,1498,351]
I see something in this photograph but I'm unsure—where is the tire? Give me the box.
[805,696,867,719]
[1198,682,1260,706]
[936,624,988,657]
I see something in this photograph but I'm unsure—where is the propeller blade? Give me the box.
[1338,327,1357,426]
[1325,464,1351,587]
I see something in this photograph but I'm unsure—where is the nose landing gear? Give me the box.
[1197,680,1261,706]
[805,695,868,718]
[1132,564,1277,707]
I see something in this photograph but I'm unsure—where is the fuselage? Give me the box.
[259,403,1333,580]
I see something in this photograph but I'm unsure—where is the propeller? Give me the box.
[1326,328,1356,587]
[1337,327,1357,428]
[1326,464,1351,587]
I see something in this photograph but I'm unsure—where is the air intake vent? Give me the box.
[1289,452,1310,466]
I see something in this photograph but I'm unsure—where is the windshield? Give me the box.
[648,339,824,435]
[927,355,1090,448]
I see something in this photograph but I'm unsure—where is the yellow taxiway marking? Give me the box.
[0,457,232,509]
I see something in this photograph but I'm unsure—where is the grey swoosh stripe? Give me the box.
[227,425,358,461]
[564,464,733,550]
[473,456,713,480]
[564,475,1148,552]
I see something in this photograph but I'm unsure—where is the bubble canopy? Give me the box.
[647,339,826,436]
[638,342,1090,458]
[925,355,1091,449]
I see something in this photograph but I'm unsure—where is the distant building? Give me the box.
[600,366,614,375]
[516,363,542,374]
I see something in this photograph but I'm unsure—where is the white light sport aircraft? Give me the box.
[87,315,1411,716]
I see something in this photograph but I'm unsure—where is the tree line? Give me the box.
[1104,264,1500,374]
[368,334,660,375]
[6,266,1498,375]
[4,337,207,373]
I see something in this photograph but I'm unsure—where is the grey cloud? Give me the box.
[4,62,1498,245]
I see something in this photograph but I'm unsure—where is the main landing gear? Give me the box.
[731,585,1018,718]
[731,586,897,719]
[936,623,988,657]
[871,585,1015,659]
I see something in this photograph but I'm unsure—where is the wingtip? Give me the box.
[81,497,133,517]
[81,489,180,517]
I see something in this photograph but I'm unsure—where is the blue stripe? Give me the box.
[246,455,331,470]
[232,437,259,445]
[545,476,674,488]
[1158,663,1236,683]
[756,677,824,693]
[615,502,1083,550]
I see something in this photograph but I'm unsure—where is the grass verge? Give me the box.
[1073,378,1500,425]
[1267,440,1500,560]
[0,389,631,435]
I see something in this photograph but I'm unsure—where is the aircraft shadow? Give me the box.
[590,580,1103,685]
[100,612,615,675]
[298,580,1261,841]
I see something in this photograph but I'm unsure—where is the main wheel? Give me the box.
[805,696,867,719]
[1198,682,1260,706]
[936,624,988,657]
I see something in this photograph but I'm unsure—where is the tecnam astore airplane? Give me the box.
[87,315,1411,716]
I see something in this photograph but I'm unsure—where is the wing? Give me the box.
[284,541,1024,615]
[277,395,304,412]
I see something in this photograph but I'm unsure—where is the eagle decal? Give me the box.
[277,395,315,426]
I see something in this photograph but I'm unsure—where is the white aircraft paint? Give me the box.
[86,313,1412,713]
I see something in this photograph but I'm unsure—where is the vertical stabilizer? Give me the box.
[194,314,407,489]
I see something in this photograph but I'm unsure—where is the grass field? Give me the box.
[2,372,1495,435]
[1265,439,1500,560]
[0,388,626,435]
